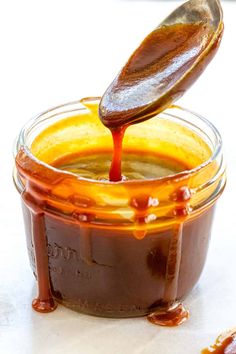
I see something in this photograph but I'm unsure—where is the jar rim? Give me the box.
[14,98,223,187]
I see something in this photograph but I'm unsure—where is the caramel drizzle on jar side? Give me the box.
[147,186,192,326]
[22,192,57,313]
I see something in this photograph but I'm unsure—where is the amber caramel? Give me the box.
[202,330,236,354]
[14,99,225,320]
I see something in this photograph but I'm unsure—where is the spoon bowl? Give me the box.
[99,0,223,128]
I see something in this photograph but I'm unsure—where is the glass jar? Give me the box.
[13,98,226,317]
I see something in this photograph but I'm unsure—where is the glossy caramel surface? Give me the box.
[56,152,188,181]
[99,22,223,128]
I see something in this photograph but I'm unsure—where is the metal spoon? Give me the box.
[99,0,223,128]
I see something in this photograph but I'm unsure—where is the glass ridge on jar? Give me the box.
[13,97,226,317]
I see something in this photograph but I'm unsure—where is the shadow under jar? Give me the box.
[13,98,225,318]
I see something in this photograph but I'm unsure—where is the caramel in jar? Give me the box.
[14,98,225,320]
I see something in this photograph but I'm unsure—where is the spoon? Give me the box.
[99,0,223,128]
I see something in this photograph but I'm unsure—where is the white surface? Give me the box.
[1,0,236,353]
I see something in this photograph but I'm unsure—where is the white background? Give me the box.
[1,1,236,353]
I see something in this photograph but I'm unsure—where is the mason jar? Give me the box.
[13,97,226,317]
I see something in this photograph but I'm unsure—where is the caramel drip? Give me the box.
[147,223,189,327]
[109,127,126,182]
[130,191,190,326]
[30,209,57,313]
[22,192,57,313]
[147,187,191,326]
[130,196,149,240]
[133,220,147,240]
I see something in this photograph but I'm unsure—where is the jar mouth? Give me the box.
[14,98,222,187]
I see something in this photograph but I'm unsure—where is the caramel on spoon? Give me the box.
[99,0,223,128]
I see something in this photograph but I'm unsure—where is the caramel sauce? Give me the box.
[147,302,189,327]
[15,100,219,318]
[109,127,126,182]
[15,0,224,323]
[202,330,236,354]
[23,193,57,312]
[99,23,223,128]
[57,151,187,181]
